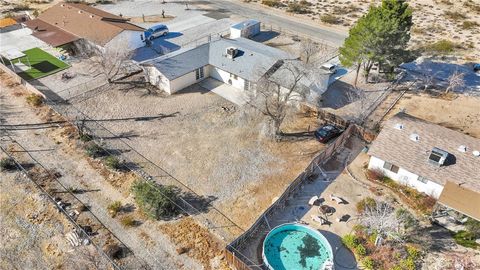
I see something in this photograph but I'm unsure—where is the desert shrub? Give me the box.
[79,132,92,142]
[84,143,106,158]
[361,256,375,270]
[0,157,16,171]
[120,215,136,227]
[356,197,376,213]
[104,156,121,170]
[261,0,283,8]
[342,234,359,250]
[131,181,179,219]
[461,20,479,29]
[11,3,31,11]
[287,1,311,14]
[26,94,44,107]
[104,243,124,259]
[356,243,367,256]
[320,14,340,24]
[406,245,420,260]
[424,39,458,54]
[464,0,480,13]
[465,218,480,238]
[444,11,467,21]
[400,257,416,270]
[396,208,418,229]
[107,201,122,217]
[453,230,478,248]
[366,168,385,181]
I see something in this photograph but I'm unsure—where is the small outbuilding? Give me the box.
[230,19,260,39]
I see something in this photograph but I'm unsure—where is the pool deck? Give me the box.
[236,136,367,270]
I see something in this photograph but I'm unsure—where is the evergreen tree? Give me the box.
[339,0,413,85]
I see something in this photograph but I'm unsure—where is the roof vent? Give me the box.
[226,47,237,59]
[78,10,83,14]
[458,145,467,152]
[473,150,480,157]
[90,15,94,18]
[394,123,404,130]
[61,4,65,7]
[409,133,419,142]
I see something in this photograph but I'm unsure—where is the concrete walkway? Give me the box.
[199,78,249,106]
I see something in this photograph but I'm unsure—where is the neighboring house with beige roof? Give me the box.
[368,112,480,199]
[26,2,145,50]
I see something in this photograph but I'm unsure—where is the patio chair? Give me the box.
[308,195,319,206]
[330,194,344,204]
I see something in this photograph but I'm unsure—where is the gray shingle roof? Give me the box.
[143,37,291,81]
[143,44,210,80]
[368,112,480,193]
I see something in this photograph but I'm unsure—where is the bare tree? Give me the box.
[300,39,328,65]
[446,70,465,93]
[76,38,133,83]
[248,61,308,137]
[359,200,412,245]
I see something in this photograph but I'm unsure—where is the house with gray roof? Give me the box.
[141,37,293,94]
[368,112,480,200]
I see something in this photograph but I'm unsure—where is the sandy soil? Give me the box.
[386,92,480,138]
[245,0,480,61]
[0,71,203,269]
[70,83,323,230]
[0,168,111,270]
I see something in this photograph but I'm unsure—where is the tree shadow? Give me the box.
[179,191,217,214]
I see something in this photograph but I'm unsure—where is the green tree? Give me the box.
[131,180,180,219]
[339,0,413,85]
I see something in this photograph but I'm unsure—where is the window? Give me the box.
[383,161,399,173]
[195,67,204,80]
[417,176,428,184]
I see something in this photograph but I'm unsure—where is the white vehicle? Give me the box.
[145,24,169,40]
[320,63,337,74]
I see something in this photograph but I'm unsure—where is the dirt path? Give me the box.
[0,75,202,269]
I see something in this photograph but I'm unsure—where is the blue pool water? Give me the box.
[263,224,333,270]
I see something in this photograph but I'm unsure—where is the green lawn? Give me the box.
[14,48,69,80]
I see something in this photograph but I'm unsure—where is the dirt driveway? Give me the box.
[70,83,324,229]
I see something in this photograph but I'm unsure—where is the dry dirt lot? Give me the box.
[0,169,110,270]
[71,83,324,229]
[386,92,480,138]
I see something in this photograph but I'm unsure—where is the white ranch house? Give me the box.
[141,36,331,100]
[368,113,480,200]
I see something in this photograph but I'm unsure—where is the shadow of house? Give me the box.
[321,80,360,110]
[401,60,480,95]
[250,31,280,43]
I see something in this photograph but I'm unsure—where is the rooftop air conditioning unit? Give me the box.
[428,147,449,166]
[226,47,237,59]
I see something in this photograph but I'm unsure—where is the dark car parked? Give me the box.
[314,124,342,143]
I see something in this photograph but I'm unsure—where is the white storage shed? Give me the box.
[230,20,261,39]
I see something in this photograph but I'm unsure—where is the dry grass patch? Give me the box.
[158,217,231,270]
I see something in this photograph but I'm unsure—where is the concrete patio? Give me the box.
[199,78,249,106]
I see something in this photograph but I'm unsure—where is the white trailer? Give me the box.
[230,19,261,39]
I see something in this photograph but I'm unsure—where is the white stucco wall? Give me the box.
[144,66,171,93]
[368,156,444,198]
[106,30,145,51]
[210,66,245,90]
[169,65,210,93]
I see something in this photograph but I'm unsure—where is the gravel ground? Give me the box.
[70,83,323,228]
[0,76,202,270]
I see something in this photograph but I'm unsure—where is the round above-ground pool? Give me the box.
[263,223,334,270]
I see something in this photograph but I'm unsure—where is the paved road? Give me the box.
[206,0,348,46]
